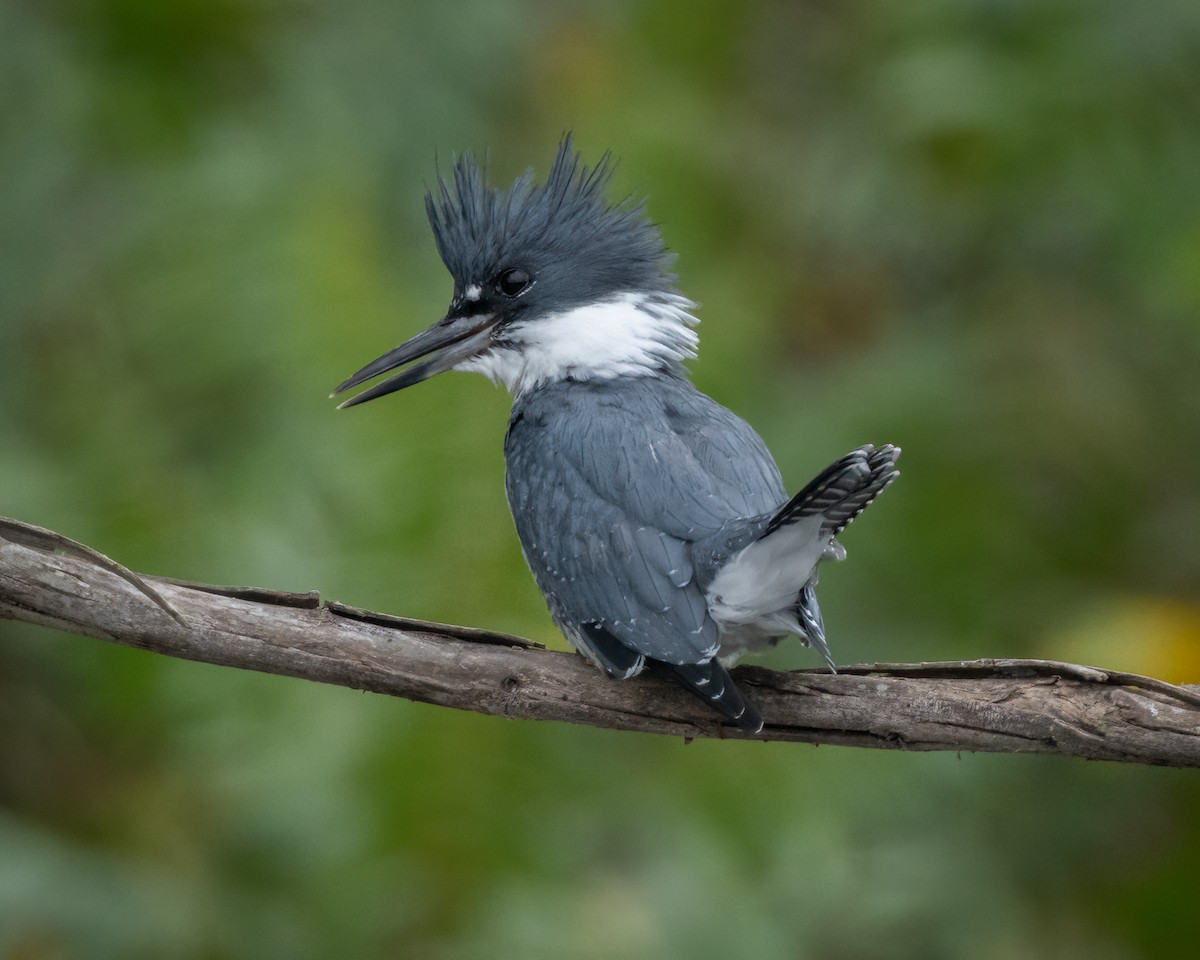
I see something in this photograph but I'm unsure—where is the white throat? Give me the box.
[456,292,699,396]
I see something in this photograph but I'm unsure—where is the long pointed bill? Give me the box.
[332,313,496,409]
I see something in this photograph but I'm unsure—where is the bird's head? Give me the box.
[333,137,698,407]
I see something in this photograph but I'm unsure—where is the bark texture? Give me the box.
[3,516,1198,766]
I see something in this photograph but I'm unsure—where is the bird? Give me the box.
[333,137,899,733]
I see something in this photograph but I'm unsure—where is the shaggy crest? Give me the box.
[424,136,675,298]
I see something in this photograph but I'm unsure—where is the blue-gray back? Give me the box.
[504,374,785,666]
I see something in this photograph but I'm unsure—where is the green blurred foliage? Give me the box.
[3,0,1200,957]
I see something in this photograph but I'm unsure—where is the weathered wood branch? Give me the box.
[2,516,1198,766]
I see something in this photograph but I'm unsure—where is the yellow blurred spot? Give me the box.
[1050,596,1200,684]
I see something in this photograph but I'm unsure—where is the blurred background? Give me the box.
[3,0,1200,957]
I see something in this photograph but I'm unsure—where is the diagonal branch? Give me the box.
[2,515,1198,767]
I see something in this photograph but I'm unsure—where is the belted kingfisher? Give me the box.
[333,138,899,733]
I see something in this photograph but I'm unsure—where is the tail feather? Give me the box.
[796,580,836,672]
[669,660,764,733]
[764,443,900,540]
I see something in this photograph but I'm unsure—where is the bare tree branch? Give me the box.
[2,515,1198,767]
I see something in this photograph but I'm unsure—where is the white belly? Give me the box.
[704,516,829,662]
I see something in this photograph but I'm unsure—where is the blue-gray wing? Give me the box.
[504,377,786,670]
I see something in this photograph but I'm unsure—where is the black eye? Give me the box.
[496,268,532,298]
